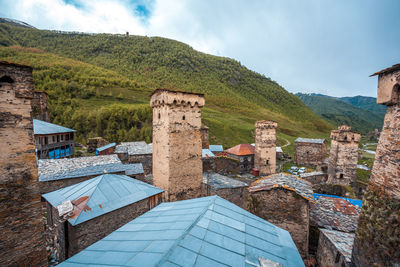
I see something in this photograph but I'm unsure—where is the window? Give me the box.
[182,115,185,120]
[240,157,244,162]
[339,173,344,179]
[57,135,60,142]
[66,134,69,141]
[44,137,48,145]
[0,75,14,83]
[52,136,55,142]
[266,160,269,165]
[158,113,160,119]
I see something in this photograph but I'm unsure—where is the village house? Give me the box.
[33,119,75,159]
[43,174,163,262]
[248,173,315,258]
[87,137,109,153]
[276,146,283,160]
[225,143,255,173]
[95,142,116,155]
[317,229,355,267]
[294,137,327,167]
[38,154,144,193]
[115,141,153,174]
[57,196,305,266]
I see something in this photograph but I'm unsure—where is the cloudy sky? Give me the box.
[1,0,399,97]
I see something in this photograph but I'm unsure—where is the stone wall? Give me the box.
[202,156,240,175]
[87,137,108,153]
[32,91,50,122]
[128,154,152,174]
[317,230,353,267]
[201,125,209,149]
[227,153,254,174]
[202,184,248,210]
[0,62,47,266]
[300,171,327,185]
[254,120,277,176]
[294,142,326,167]
[151,89,205,201]
[248,189,309,258]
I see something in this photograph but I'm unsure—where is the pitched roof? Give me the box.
[203,173,248,189]
[58,196,304,266]
[33,119,75,135]
[226,144,255,156]
[209,145,224,152]
[38,155,143,181]
[249,173,315,202]
[202,149,215,158]
[43,174,163,226]
[310,194,361,232]
[276,146,283,153]
[96,142,116,152]
[319,229,355,264]
[295,138,325,144]
[370,63,400,76]
[115,142,152,155]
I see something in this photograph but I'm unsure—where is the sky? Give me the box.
[1,0,399,97]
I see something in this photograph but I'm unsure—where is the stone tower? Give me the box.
[201,125,209,149]
[150,89,205,201]
[0,62,47,266]
[352,64,400,266]
[254,120,278,176]
[327,125,360,185]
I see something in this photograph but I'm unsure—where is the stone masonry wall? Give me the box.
[202,156,240,175]
[248,189,309,258]
[294,142,326,167]
[317,230,352,267]
[0,62,47,266]
[202,184,248,210]
[201,126,209,149]
[254,120,277,176]
[128,154,152,174]
[32,91,50,122]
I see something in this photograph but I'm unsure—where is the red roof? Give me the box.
[225,144,255,156]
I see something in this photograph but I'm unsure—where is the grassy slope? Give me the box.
[0,22,333,149]
[296,93,383,134]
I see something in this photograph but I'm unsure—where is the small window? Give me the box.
[266,160,269,165]
[52,136,55,142]
[0,75,14,83]
[61,135,64,141]
[44,137,48,145]
[158,113,160,119]
[339,173,344,179]
[57,135,60,142]
[182,115,185,120]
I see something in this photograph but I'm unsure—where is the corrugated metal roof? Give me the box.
[202,149,215,158]
[295,138,326,144]
[226,144,255,156]
[38,155,143,181]
[33,119,75,135]
[209,145,224,152]
[203,173,248,189]
[96,142,116,152]
[43,174,163,226]
[58,196,304,266]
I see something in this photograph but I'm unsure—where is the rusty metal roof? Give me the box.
[226,144,255,156]
[370,63,400,77]
[42,174,163,226]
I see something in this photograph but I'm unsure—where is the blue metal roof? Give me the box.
[33,119,75,135]
[202,149,215,158]
[43,174,163,226]
[58,196,304,266]
[313,193,362,208]
[96,142,117,153]
[209,145,224,152]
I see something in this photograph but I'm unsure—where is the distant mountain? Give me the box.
[296,93,384,134]
[0,18,35,29]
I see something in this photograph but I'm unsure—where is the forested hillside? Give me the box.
[0,21,333,147]
[339,96,386,118]
[296,93,384,133]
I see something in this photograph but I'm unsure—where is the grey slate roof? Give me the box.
[319,229,355,263]
[33,119,75,135]
[58,196,304,267]
[115,141,153,155]
[38,155,143,181]
[295,137,326,144]
[43,174,163,226]
[249,173,315,202]
[203,173,248,189]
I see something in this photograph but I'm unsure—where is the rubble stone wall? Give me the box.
[317,231,351,267]
[227,153,254,174]
[202,156,240,175]
[202,184,248,210]
[0,62,47,266]
[300,171,327,185]
[201,126,209,149]
[248,189,309,258]
[32,91,50,122]
[128,154,152,174]
[294,142,326,167]
[254,120,277,176]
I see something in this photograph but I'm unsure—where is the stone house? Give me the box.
[294,138,327,167]
[209,144,224,156]
[87,137,109,153]
[115,141,153,174]
[33,119,75,159]
[225,144,255,173]
[43,174,164,262]
[202,172,248,209]
[58,196,304,266]
[276,146,283,160]
[248,173,315,258]
[38,154,144,194]
[0,61,47,266]
[317,229,355,267]
[95,142,116,156]
[202,156,240,175]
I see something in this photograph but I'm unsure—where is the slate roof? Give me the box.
[295,138,325,144]
[33,119,75,135]
[209,145,224,152]
[203,173,248,189]
[43,174,163,226]
[58,196,304,267]
[97,142,116,152]
[319,229,355,263]
[310,194,361,232]
[202,149,215,158]
[226,144,255,156]
[38,155,143,181]
[370,63,400,76]
[249,173,315,202]
[115,141,153,155]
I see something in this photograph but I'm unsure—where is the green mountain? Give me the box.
[296,93,384,134]
[0,20,333,149]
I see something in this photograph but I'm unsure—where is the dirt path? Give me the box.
[282,138,291,148]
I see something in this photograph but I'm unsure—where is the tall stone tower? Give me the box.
[201,125,209,149]
[150,89,205,201]
[0,62,47,266]
[254,120,278,176]
[352,64,400,266]
[327,125,360,185]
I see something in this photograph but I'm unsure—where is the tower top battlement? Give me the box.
[330,125,361,143]
[255,120,278,129]
[150,89,205,108]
